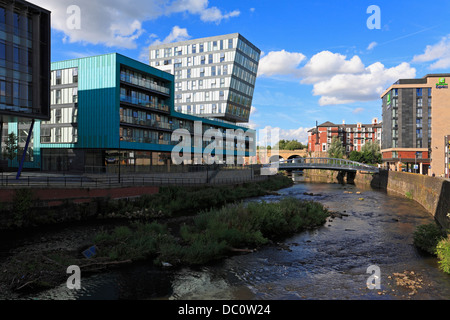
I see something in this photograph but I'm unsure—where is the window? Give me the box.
[0,41,5,61]
[192,44,196,54]
[416,118,422,128]
[416,88,422,97]
[220,53,225,62]
[416,128,423,139]
[55,90,61,104]
[41,128,51,143]
[417,107,422,118]
[56,70,62,85]
[211,66,216,76]
[417,98,423,107]
[187,69,191,79]
[209,54,213,64]
[72,87,78,103]
[55,128,61,143]
[199,44,204,53]
[228,39,233,49]
[73,68,78,83]
[200,68,205,77]
[55,109,62,123]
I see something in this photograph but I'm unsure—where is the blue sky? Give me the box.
[29,0,450,143]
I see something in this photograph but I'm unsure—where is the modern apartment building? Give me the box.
[308,119,382,155]
[381,74,450,176]
[148,33,260,124]
[0,0,50,169]
[37,53,254,172]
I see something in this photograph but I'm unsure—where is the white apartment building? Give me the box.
[148,33,260,124]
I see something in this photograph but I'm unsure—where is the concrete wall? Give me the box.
[302,169,450,229]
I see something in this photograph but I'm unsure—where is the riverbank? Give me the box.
[0,174,333,298]
[0,174,288,230]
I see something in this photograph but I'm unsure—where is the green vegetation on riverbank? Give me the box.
[93,197,330,266]
[0,174,298,294]
[103,174,294,218]
[1,174,294,229]
[413,223,450,274]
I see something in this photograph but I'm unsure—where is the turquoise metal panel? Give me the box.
[76,54,119,150]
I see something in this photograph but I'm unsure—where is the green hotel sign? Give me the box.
[436,77,448,89]
[387,94,391,105]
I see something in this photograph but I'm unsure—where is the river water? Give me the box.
[12,179,450,300]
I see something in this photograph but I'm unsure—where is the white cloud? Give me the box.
[367,41,378,51]
[151,26,191,46]
[28,0,239,48]
[258,48,416,106]
[312,62,416,106]
[258,50,306,78]
[299,51,365,84]
[412,35,450,69]
[166,0,240,23]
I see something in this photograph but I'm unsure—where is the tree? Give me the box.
[3,132,18,161]
[327,136,345,159]
[361,140,382,164]
[275,139,306,150]
[349,141,382,164]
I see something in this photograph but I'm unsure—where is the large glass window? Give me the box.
[416,88,422,97]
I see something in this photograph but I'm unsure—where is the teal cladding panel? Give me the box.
[77,54,119,149]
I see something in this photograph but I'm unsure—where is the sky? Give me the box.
[28,0,450,143]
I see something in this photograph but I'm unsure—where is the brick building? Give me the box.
[308,118,382,157]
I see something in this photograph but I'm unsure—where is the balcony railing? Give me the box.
[120,95,170,113]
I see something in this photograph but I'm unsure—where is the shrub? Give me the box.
[436,236,450,274]
[12,189,34,227]
[413,223,445,255]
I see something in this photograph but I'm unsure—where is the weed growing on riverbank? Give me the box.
[436,236,450,274]
[413,223,446,255]
[413,223,450,274]
[93,198,329,266]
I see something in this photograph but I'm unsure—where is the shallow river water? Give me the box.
[14,180,450,300]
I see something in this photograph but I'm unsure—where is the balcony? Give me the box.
[120,74,170,96]
[120,95,170,113]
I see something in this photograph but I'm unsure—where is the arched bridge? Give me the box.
[275,158,379,173]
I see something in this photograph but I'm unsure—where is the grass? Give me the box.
[94,174,294,220]
[436,236,450,274]
[413,223,445,255]
[93,197,330,266]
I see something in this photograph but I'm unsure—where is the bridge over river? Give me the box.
[275,157,380,173]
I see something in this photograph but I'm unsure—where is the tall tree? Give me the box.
[3,132,18,161]
[327,136,345,159]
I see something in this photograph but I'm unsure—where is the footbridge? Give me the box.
[275,158,380,173]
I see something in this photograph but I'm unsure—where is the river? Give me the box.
[7,178,450,300]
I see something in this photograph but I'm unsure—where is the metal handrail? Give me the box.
[274,158,379,173]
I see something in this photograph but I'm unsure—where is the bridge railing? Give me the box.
[275,158,379,172]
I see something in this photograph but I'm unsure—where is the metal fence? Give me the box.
[0,172,269,189]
